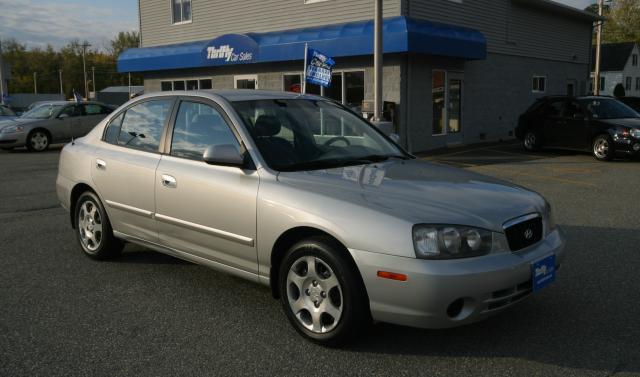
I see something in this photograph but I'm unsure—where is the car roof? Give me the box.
[147,89,323,102]
[32,100,106,106]
[537,95,619,101]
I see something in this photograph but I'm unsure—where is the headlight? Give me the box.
[0,125,25,133]
[631,129,640,139]
[412,224,497,259]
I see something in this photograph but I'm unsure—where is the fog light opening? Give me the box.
[446,297,476,320]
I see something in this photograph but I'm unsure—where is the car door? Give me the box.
[54,104,83,141]
[91,97,176,242]
[561,100,590,150]
[154,98,260,275]
[541,99,566,146]
[80,104,108,136]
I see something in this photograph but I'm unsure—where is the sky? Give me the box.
[0,0,596,50]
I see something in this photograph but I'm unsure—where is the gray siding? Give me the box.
[403,53,589,152]
[406,0,592,64]
[141,0,401,47]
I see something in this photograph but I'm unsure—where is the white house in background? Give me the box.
[591,42,640,96]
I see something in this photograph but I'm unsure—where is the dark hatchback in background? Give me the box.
[516,96,640,161]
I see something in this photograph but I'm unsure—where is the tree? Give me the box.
[587,0,640,43]
[108,31,140,57]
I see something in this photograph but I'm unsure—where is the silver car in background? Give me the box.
[0,101,113,151]
[56,90,565,345]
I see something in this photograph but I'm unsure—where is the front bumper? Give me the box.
[0,131,27,148]
[349,227,566,329]
[614,138,640,156]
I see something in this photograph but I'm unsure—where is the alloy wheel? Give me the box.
[78,201,103,252]
[524,132,536,150]
[30,132,49,151]
[286,255,343,334]
[593,138,609,159]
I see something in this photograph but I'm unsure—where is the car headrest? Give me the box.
[254,115,281,137]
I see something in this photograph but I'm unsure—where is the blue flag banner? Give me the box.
[305,48,335,88]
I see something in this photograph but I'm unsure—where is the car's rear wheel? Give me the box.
[278,236,369,346]
[26,130,50,152]
[74,191,124,260]
[592,134,614,161]
[523,129,542,151]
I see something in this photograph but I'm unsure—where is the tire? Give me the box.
[592,134,614,161]
[522,129,542,152]
[26,130,50,152]
[74,191,124,260]
[278,236,369,346]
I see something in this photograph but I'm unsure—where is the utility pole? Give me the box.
[373,0,383,122]
[59,69,63,95]
[0,40,5,105]
[33,72,37,94]
[92,66,96,99]
[81,42,91,100]
[594,0,604,95]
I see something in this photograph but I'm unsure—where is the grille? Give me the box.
[482,279,533,312]
[504,215,542,251]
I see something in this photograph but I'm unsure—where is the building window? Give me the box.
[633,54,638,67]
[173,80,186,90]
[199,79,212,90]
[626,77,632,90]
[304,0,330,3]
[325,73,343,103]
[344,71,364,112]
[283,74,302,93]
[636,77,640,91]
[600,76,605,90]
[186,80,198,91]
[532,76,546,93]
[235,75,257,89]
[161,81,173,91]
[172,0,192,24]
[432,70,446,135]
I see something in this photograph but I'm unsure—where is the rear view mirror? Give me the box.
[203,144,244,167]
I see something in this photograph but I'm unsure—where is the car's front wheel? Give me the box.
[592,134,614,161]
[279,236,369,346]
[74,191,124,260]
[26,130,50,152]
[523,129,542,151]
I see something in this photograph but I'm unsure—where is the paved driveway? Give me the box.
[1,144,639,376]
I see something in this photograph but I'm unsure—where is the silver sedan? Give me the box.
[0,101,113,152]
[56,90,565,345]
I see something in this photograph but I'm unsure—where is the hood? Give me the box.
[277,159,545,231]
[598,118,640,129]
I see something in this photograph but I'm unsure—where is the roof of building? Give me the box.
[99,86,145,94]
[591,42,637,72]
[117,16,487,73]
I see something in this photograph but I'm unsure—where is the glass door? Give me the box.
[446,72,464,144]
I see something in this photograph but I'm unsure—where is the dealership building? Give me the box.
[119,0,596,152]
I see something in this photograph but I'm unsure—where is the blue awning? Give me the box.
[118,16,486,73]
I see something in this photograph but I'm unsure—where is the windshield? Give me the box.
[579,99,639,120]
[232,99,408,171]
[21,104,64,119]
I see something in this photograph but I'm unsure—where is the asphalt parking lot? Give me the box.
[1,143,639,377]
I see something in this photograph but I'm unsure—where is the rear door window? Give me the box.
[112,99,173,152]
[542,100,565,118]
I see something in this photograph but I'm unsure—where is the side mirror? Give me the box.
[203,144,244,167]
[58,113,69,120]
[389,133,401,143]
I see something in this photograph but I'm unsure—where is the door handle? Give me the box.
[161,174,177,188]
[96,159,106,170]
